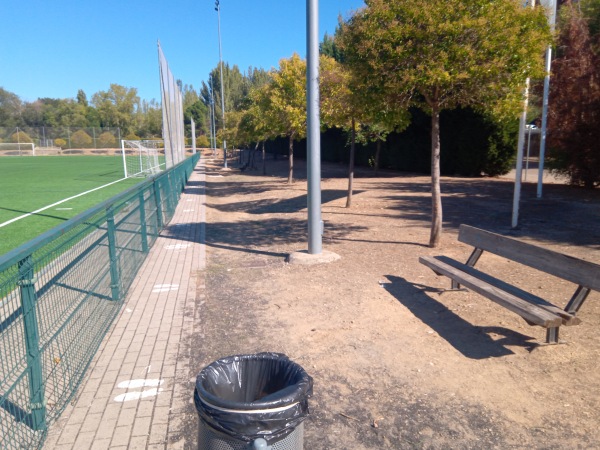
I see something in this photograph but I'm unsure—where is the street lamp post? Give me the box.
[306,0,322,254]
[215,0,227,168]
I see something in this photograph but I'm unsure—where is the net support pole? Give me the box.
[306,0,323,254]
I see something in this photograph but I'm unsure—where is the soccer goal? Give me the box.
[121,140,165,178]
[0,142,35,156]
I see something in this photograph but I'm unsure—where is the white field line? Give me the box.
[0,177,128,228]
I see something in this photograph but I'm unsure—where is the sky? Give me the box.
[1,0,365,104]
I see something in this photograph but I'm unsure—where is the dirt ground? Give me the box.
[187,151,600,449]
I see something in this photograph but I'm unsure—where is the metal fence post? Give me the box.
[154,179,163,230]
[106,208,121,301]
[168,172,176,217]
[17,255,46,431]
[139,191,149,253]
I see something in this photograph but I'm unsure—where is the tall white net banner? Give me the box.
[191,118,197,154]
[158,42,185,169]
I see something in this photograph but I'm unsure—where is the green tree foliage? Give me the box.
[98,131,117,148]
[92,84,140,135]
[339,0,550,247]
[10,130,33,143]
[259,54,307,183]
[71,129,93,148]
[76,89,88,107]
[0,88,23,128]
[320,32,344,62]
[548,1,600,188]
[185,100,209,135]
[196,134,210,148]
[580,0,600,40]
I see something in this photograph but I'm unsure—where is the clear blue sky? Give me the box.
[1,0,364,103]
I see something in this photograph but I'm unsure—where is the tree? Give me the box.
[76,89,88,107]
[0,88,22,127]
[91,84,140,135]
[320,54,360,206]
[71,129,93,148]
[239,83,276,175]
[10,130,33,143]
[548,1,600,188]
[98,131,117,148]
[340,0,550,247]
[259,54,307,183]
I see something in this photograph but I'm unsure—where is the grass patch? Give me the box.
[0,156,142,256]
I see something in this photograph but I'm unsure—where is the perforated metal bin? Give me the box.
[194,353,313,450]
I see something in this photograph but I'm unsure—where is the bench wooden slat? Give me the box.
[423,255,581,325]
[458,225,600,292]
[419,255,566,328]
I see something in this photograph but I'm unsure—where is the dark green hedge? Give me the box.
[263,107,518,177]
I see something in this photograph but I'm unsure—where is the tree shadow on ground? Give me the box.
[364,177,600,249]
[160,217,368,258]
[208,190,362,215]
[383,275,539,359]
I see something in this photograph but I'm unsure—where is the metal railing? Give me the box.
[0,153,199,449]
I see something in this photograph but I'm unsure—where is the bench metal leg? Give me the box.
[466,247,484,267]
[451,248,484,290]
[546,327,560,344]
[565,286,590,314]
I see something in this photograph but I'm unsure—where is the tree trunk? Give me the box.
[374,140,381,176]
[429,106,443,248]
[288,133,294,184]
[346,118,356,208]
[262,141,266,175]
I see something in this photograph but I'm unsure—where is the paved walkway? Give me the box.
[44,161,206,450]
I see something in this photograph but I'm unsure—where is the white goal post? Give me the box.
[0,142,35,156]
[121,139,165,178]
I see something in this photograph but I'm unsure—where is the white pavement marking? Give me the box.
[165,244,191,250]
[117,379,164,389]
[113,388,164,402]
[152,283,179,293]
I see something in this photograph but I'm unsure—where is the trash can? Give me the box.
[194,353,313,450]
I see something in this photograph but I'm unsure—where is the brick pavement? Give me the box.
[44,160,206,450]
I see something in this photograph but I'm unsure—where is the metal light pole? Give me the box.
[209,77,217,156]
[215,0,227,168]
[306,0,323,254]
[511,0,535,229]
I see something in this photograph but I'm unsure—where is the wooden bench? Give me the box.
[419,225,600,343]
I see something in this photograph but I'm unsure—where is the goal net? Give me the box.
[0,142,35,156]
[121,140,165,178]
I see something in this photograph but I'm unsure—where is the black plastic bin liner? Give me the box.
[194,353,313,443]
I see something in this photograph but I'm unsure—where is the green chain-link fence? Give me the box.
[0,153,199,449]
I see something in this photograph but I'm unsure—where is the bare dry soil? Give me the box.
[187,152,600,449]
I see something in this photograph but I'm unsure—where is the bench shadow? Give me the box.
[384,275,539,359]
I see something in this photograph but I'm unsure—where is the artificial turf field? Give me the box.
[0,156,142,256]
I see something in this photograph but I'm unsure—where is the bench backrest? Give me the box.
[458,224,600,292]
